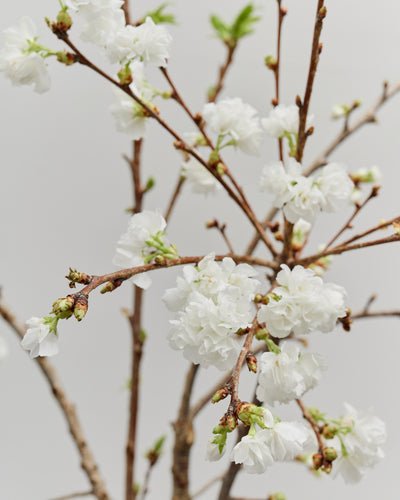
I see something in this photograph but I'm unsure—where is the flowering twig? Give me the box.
[172,363,199,500]
[322,185,379,251]
[206,219,235,254]
[0,298,111,500]
[305,80,400,176]
[338,216,400,247]
[273,0,287,162]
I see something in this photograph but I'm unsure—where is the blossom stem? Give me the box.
[207,44,236,103]
[274,0,285,163]
[0,298,111,500]
[164,175,186,222]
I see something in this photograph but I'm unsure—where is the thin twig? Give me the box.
[48,491,94,500]
[139,461,152,500]
[274,0,286,163]
[322,186,379,251]
[164,175,186,222]
[191,473,226,498]
[352,310,400,320]
[338,216,400,247]
[0,299,111,500]
[208,44,236,103]
[121,1,131,25]
[305,80,400,176]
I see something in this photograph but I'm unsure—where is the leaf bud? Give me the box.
[296,94,302,107]
[323,447,338,462]
[52,295,75,315]
[312,452,323,470]
[100,279,123,294]
[321,423,337,439]
[246,354,257,373]
[154,254,166,265]
[271,97,279,107]
[211,387,230,404]
[255,328,268,341]
[56,51,76,65]
[322,461,332,474]
[254,294,263,303]
[144,177,155,192]
[216,162,226,176]
[73,293,88,322]
[66,268,91,285]
[209,150,220,166]
[236,402,266,427]
[318,6,327,20]
[265,55,277,70]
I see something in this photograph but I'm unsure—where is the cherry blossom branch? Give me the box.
[48,491,94,500]
[72,254,276,297]
[295,0,325,164]
[305,80,400,176]
[52,30,277,257]
[172,363,199,500]
[121,1,131,26]
[338,216,400,247]
[0,298,111,500]
[322,186,379,250]
[206,219,235,254]
[352,310,400,320]
[293,233,400,268]
[125,140,145,500]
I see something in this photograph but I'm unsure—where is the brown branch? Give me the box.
[295,0,325,163]
[293,233,400,268]
[352,310,400,320]
[217,426,247,500]
[48,491,94,500]
[121,1,131,25]
[338,216,400,247]
[191,473,226,498]
[164,175,186,222]
[274,1,286,163]
[0,299,111,500]
[208,44,236,103]
[305,80,400,176]
[322,186,379,251]
[172,364,199,500]
[125,140,145,500]
[296,399,324,453]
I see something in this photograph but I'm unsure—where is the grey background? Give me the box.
[1,1,400,499]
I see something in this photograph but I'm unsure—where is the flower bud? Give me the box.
[323,447,338,462]
[56,51,76,66]
[211,387,230,404]
[100,279,123,294]
[265,55,277,70]
[73,294,88,322]
[52,295,75,315]
[66,268,91,285]
[154,255,166,265]
[321,423,337,439]
[246,354,257,373]
[117,65,133,86]
[312,453,323,470]
[56,10,72,32]
[236,402,269,428]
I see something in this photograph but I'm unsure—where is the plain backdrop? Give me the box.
[1,1,400,499]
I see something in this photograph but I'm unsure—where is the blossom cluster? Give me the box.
[258,264,347,338]
[261,158,354,223]
[163,253,259,370]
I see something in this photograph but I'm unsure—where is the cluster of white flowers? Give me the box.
[261,158,354,223]
[21,317,59,359]
[231,418,312,473]
[112,210,167,289]
[163,253,259,370]
[256,342,326,406]
[262,104,314,139]
[0,17,51,93]
[332,403,387,484]
[182,157,221,195]
[258,264,347,338]
[202,98,263,156]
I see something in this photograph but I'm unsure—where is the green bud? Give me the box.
[246,354,257,373]
[236,402,268,428]
[322,423,337,439]
[139,329,147,344]
[268,493,286,500]
[212,387,230,403]
[73,294,88,322]
[52,295,75,315]
[323,447,338,462]
[100,279,123,294]
[144,177,156,192]
[209,150,220,165]
[56,51,76,65]
[308,407,325,422]
[216,162,226,176]
[56,9,72,31]
[312,452,323,470]
[118,65,133,85]
[265,55,277,70]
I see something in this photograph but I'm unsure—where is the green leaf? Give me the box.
[145,3,176,25]
[231,4,260,40]
[210,15,231,42]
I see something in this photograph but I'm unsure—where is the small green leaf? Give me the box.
[231,4,260,40]
[145,3,176,25]
[210,15,231,42]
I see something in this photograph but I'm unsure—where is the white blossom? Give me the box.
[261,158,353,223]
[257,264,347,338]
[0,17,50,93]
[316,163,354,212]
[202,98,263,155]
[182,157,221,195]
[351,165,382,185]
[79,6,125,47]
[163,253,259,370]
[333,403,386,484]
[266,421,312,461]
[206,440,226,462]
[256,342,326,405]
[21,317,59,359]
[65,0,123,10]
[231,430,274,473]
[262,104,313,138]
[331,104,348,119]
[112,210,166,289]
